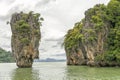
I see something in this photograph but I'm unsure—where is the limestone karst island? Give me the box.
[10,12,43,68]
[0,0,120,80]
[63,0,120,67]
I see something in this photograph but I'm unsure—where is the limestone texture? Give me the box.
[10,12,43,68]
[64,1,120,67]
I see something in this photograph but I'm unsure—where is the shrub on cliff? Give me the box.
[63,0,120,66]
[10,11,43,68]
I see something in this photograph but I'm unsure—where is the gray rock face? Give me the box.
[10,12,42,68]
[64,4,110,66]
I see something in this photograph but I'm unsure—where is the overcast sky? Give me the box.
[0,0,110,60]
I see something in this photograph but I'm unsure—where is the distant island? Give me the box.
[0,48,15,63]
[34,58,66,62]
[0,47,66,63]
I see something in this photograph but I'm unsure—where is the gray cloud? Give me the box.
[0,15,10,21]
[52,53,66,57]
[0,0,16,21]
[44,36,63,42]
[2,44,11,49]
[57,38,64,45]
[0,0,110,59]
[51,45,58,48]
[1,0,15,4]
[39,48,47,53]
[45,38,59,41]
[0,4,23,21]
[4,35,11,39]
[35,0,56,8]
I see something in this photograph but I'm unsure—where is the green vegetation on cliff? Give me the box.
[96,0,120,64]
[0,48,15,63]
[10,11,43,68]
[64,0,120,66]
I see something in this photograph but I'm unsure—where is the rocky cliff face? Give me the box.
[10,12,43,68]
[64,0,120,67]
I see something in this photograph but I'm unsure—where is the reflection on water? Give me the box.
[33,62,67,80]
[12,68,39,80]
[66,66,120,80]
[11,62,67,80]
[0,62,120,80]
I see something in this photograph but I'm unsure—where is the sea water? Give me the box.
[0,62,120,80]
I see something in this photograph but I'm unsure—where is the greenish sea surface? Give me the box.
[0,62,120,80]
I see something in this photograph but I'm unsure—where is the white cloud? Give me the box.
[0,0,110,59]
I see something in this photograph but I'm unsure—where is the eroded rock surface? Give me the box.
[64,0,120,67]
[10,12,43,68]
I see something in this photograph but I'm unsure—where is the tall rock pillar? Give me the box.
[10,12,43,68]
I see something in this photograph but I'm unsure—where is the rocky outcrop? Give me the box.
[64,0,120,67]
[10,11,43,68]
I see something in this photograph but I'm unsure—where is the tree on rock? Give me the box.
[10,11,43,68]
[63,0,120,67]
